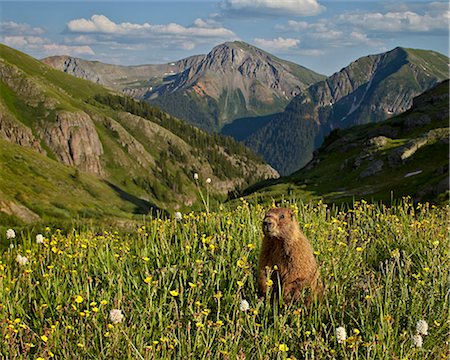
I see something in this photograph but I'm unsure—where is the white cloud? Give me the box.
[2,34,94,56]
[337,10,450,33]
[297,48,324,56]
[220,0,325,16]
[41,44,95,56]
[3,35,46,47]
[254,37,300,50]
[193,18,222,29]
[66,14,236,38]
[275,20,309,32]
[310,29,344,41]
[0,21,45,35]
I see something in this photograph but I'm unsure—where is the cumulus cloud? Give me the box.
[41,44,95,56]
[275,20,309,32]
[3,35,47,47]
[336,10,449,33]
[0,21,45,35]
[254,37,300,50]
[66,14,236,38]
[220,0,324,17]
[2,34,94,56]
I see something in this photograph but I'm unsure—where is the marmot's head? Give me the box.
[262,207,297,238]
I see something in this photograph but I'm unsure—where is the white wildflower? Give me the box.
[36,234,44,244]
[412,334,423,348]
[336,326,347,344]
[16,254,28,266]
[110,309,124,324]
[174,212,183,221]
[239,299,250,312]
[416,320,428,336]
[206,178,211,184]
[193,173,199,180]
[6,229,15,239]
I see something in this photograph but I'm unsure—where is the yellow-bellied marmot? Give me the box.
[258,207,322,302]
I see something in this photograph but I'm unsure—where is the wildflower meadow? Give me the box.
[1,199,448,359]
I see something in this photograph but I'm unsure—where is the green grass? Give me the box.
[0,199,448,359]
[0,140,144,223]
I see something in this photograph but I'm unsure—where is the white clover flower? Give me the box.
[239,299,250,312]
[16,254,28,266]
[416,320,428,336]
[174,212,183,221]
[36,234,44,244]
[206,178,211,184]
[110,309,124,324]
[412,334,423,348]
[193,173,199,180]
[6,229,15,240]
[336,326,347,344]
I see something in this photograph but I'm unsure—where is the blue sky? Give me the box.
[1,0,448,75]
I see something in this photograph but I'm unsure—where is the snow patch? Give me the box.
[404,170,423,178]
[341,75,375,122]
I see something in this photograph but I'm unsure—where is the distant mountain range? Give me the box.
[43,43,448,176]
[0,44,277,223]
[43,41,325,132]
[225,47,449,174]
[239,79,449,204]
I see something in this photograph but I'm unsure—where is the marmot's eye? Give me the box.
[280,214,285,219]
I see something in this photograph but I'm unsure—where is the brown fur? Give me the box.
[258,207,323,302]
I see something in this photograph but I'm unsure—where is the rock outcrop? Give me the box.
[39,111,104,175]
[0,109,45,153]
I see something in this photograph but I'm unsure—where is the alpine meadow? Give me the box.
[0,0,449,359]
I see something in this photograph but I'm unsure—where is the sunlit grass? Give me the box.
[1,199,448,359]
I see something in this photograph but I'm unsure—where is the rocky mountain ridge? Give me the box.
[42,41,325,131]
[237,47,449,174]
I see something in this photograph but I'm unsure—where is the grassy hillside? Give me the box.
[239,80,449,205]
[1,200,448,358]
[0,44,277,223]
[0,140,154,225]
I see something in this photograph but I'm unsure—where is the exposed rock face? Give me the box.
[0,199,41,223]
[359,160,384,178]
[0,60,58,108]
[0,109,45,153]
[388,128,448,167]
[149,42,325,130]
[100,114,155,168]
[39,112,104,175]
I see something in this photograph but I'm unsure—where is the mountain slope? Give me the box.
[0,44,277,222]
[239,80,449,204]
[0,139,156,224]
[43,41,325,132]
[237,47,449,175]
